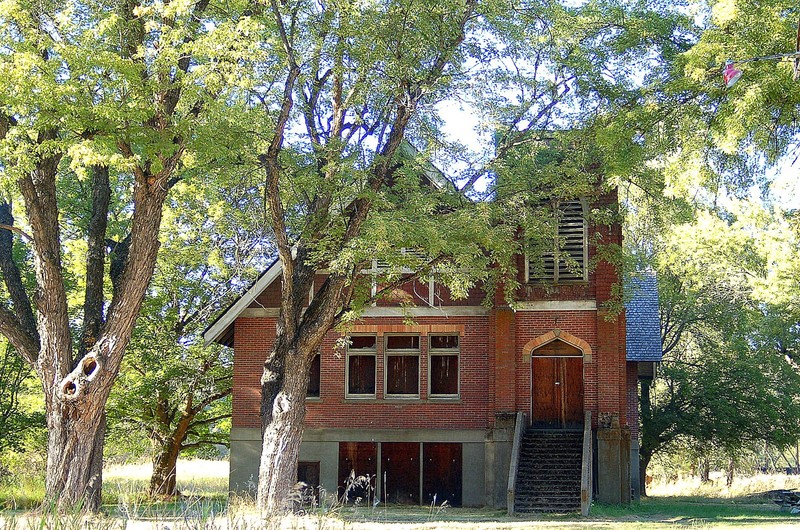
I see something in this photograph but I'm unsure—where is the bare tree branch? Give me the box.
[0,202,38,356]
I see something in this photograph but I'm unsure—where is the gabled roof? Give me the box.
[203,259,281,347]
[396,141,455,191]
[625,271,662,362]
[203,142,456,348]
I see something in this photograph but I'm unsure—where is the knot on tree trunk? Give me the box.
[58,354,101,401]
[274,392,291,414]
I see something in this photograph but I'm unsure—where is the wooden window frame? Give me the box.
[428,334,460,398]
[384,334,421,399]
[526,198,588,284]
[346,335,377,399]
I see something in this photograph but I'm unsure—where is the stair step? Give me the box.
[517,506,580,510]
[514,429,585,514]
[519,464,581,469]
[517,495,581,501]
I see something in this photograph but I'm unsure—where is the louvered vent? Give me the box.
[528,199,587,283]
[374,248,428,272]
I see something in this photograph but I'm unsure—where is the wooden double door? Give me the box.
[531,341,584,429]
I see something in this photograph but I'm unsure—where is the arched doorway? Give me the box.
[530,338,584,429]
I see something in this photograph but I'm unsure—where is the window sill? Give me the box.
[527,280,589,286]
[338,397,464,404]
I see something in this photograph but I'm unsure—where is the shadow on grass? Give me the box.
[588,496,797,526]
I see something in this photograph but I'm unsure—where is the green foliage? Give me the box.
[0,423,47,509]
[106,172,268,465]
[629,191,800,481]
[0,341,43,451]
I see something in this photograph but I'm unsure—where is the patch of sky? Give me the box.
[766,152,800,210]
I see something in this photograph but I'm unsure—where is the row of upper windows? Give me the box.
[307,334,460,400]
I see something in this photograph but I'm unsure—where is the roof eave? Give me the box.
[202,259,283,346]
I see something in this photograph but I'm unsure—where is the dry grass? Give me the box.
[648,471,800,500]
[5,462,800,529]
[104,459,229,501]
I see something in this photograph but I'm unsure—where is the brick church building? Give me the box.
[204,190,658,512]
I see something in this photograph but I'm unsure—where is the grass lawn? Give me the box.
[300,499,800,529]
[4,461,800,529]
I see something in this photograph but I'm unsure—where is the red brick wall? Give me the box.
[596,310,627,425]
[232,315,633,431]
[254,273,487,310]
[493,309,516,413]
[232,317,277,428]
[376,279,486,307]
[252,279,283,308]
[232,316,492,430]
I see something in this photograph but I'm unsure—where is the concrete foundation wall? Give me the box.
[230,428,262,496]
[486,426,513,508]
[596,426,631,505]
[230,427,491,505]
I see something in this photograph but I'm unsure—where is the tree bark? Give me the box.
[44,404,106,510]
[639,449,652,497]
[147,397,194,498]
[80,165,111,357]
[149,440,181,497]
[257,346,313,512]
[699,456,710,483]
[0,202,37,349]
[726,458,734,487]
[34,175,170,510]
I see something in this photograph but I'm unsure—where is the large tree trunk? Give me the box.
[257,344,313,512]
[148,409,194,498]
[36,178,170,511]
[149,440,181,497]
[639,449,652,497]
[44,405,106,511]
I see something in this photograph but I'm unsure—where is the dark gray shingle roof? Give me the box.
[625,271,662,362]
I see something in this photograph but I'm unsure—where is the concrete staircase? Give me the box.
[514,430,583,513]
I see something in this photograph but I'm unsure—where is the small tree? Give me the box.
[634,213,800,495]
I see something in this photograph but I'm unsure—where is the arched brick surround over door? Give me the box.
[524,329,589,429]
[522,328,592,360]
